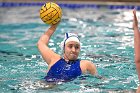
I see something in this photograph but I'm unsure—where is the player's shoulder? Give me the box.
[80,60,93,65]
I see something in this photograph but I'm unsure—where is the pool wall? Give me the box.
[1,0,140,2]
[0,0,140,10]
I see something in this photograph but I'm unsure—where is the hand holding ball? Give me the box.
[40,2,62,25]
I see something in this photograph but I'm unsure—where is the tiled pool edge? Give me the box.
[0,2,140,10]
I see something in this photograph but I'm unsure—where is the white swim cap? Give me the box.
[60,33,80,49]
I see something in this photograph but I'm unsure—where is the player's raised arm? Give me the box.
[37,23,60,65]
[133,9,140,80]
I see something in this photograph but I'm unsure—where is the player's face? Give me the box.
[64,41,80,61]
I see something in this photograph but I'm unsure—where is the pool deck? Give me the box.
[0,0,140,6]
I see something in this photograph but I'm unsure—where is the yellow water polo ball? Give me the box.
[40,2,62,25]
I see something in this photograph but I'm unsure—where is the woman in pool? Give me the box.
[133,9,140,93]
[37,22,97,82]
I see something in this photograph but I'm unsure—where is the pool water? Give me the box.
[0,6,139,93]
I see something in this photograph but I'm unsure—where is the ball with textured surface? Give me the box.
[40,2,62,25]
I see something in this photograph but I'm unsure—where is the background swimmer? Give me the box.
[133,9,140,93]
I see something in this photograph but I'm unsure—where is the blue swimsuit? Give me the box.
[44,58,82,82]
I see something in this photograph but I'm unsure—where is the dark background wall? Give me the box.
[0,0,140,2]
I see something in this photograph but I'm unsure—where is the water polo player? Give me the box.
[37,22,97,82]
